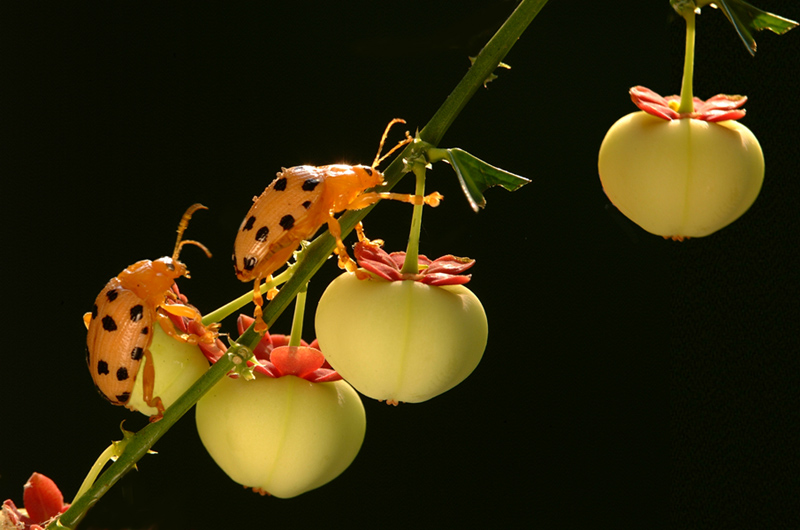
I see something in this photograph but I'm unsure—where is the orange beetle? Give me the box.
[84,203,216,420]
[232,119,443,331]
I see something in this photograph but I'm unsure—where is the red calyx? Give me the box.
[630,86,747,122]
[354,241,475,285]
[198,314,341,383]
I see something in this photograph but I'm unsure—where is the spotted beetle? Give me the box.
[232,119,443,332]
[84,203,216,421]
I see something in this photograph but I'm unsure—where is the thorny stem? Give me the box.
[50,1,549,527]
[401,163,428,275]
[53,347,246,530]
[678,6,697,114]
[418,0,549,147]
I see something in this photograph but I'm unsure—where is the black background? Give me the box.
[3,1,798,528]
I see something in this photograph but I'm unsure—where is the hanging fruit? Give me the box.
[315,239,488,405]
[598,0,795,240]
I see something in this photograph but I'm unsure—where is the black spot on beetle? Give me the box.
[102,315,117,332]
[131,347,144,361]
[130,304,144,322]
[243,256,257,271]
[274,177,288,191]
[242,216,256,231]
[97,360,110,375]
[117,367,129,381]
[106,289,119,302]
[141,326,149,335]
[91,304,98,319]
[116,392,131,403]
[302,200,312,209]
[302,178,321,191]
[255,226,270,242]
[279,215,295,230]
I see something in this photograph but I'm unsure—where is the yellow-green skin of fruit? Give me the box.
[598,111,764,238]
[195,375,365,499]
[315,272,488,404]
[128,325,209,416]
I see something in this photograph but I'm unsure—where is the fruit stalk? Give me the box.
[400,163,428,275]
[678,6,697,114]
[288,283,308,348]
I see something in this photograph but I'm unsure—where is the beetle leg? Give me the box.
[346,191,443,210]
[156,309,217,345]
[354,222,384,247]
[160,301,201,319]
[252,277,270,334]
[327,217,371,279]
[264,275,279,301]
[326,215,356,272]
[139,348,165,422]
[83,312,91,330]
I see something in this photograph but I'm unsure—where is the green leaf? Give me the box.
[444,148,530,212]
[706,0,798,55]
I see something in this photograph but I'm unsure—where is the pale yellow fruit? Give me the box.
[315,273,488,404]
[598,111,764,239]
[128,325,209,416]
[195,375,365,498]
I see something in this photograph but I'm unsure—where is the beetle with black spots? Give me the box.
[232,119,444,332]
[84,204,217,421]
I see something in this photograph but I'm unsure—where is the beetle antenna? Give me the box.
[176,239,213,259]
[173,204,212,260]
[372,118,413,169]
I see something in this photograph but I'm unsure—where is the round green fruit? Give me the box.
[598,111,764,239]
[195,375,365,498]
[128,325,209,416]
[315,272,488,404]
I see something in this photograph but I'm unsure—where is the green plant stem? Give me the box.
[51,2,548,527]
[678,7,697,114]
[288,283,308,348]
[400,164,428,275]
[419,0,549,147]
[53,347,247,530]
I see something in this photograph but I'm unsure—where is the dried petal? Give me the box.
[425,255,475,276]
[353,243,404,281]
[419,272,473,286]
[630,86,680,120]
[702,108,747,122]
[2,499,29,527]
[700,93,748,110]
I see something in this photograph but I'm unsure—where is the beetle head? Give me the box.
[351,165,385,189]
[153,256,188,279]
